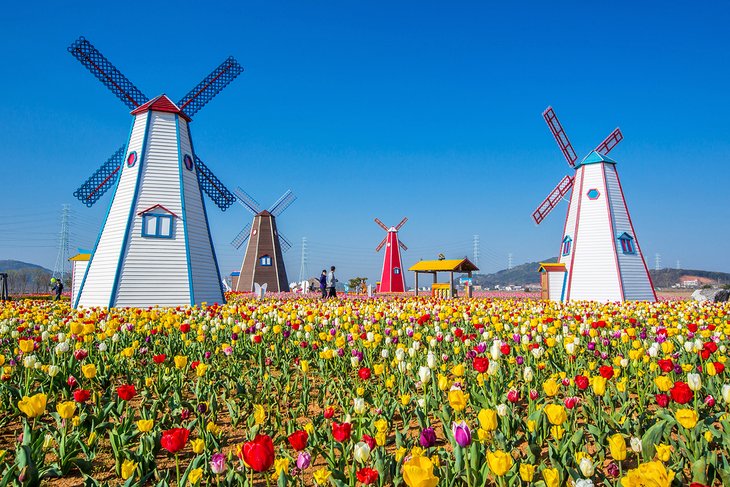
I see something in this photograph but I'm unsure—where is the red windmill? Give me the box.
[374,218,408,293]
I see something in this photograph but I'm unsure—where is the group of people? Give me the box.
[318,266,338,298]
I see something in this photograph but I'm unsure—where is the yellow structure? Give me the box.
[409,258,478,298]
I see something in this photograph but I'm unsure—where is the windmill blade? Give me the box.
[395,217,408,231]
[194,156,236,211]
[375,237,387,252]
[374,218,389,232]
[279,234,292,253]
[230,223,252,249]
[269,190,297,217]
[234,187,262,215]
[73,146,126,207]
[531,175,574,225]
[177,56,244,119]
[68,37,148,110]
[594,128,623,155]
[399,240,408,251]
[543,106,578,167]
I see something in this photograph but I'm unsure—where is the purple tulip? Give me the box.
[606,462,620,478]
[452,421,471,447]
[420,427,437,448]
[296,451,311,470]
[210,452,226,474]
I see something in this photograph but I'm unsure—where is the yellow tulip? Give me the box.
[18,393,47,418]
[592,376,607,396]
[402,455,439,487]
[137,419,154,432]
[451,363,465,377]
[608,434,627,461]
[478,409,498,431]
[300,360,310,373]
[195,363,208,377]
[655,444,671,462]
[174,355,188,369]
[313,467,332,485]
[81,363,97,379]
[621,461,674,487]
[542,467,560,487]
[19,339,35,354]
[121,459,137,480]
[487,450,513,476]
[550,425,565,440]
[253,404,266,425]
[191,438,205,454]
[56,401,76,420]
[543,378,559,397]
[448,389,468,412]
[188,467,203,485]
[519,463,535,482]
[675,409,698,429]
[654,376,672,392]
[527,420,537,433]
[543,404,567,425]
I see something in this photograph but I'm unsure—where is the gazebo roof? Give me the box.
[409,258,479,273]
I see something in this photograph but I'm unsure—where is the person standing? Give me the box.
[326,266,337,298]
[50,278,63,301]
[319,270,327,298]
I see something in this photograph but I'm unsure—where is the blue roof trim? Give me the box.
[74,120,137,308]
[560,267,568,302]
[562,235,572,242]
[176,115,195,306]
[108,112,152,308]
[576,150,617,167]
[187,124,226,304]
[617,232,634,240]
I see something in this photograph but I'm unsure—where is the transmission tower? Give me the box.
[508,253,513,270]
[472,235,480,267]
[676,259,680,270]
[298,236,309,282]
[654,253,661,271]
[52,204,71,282]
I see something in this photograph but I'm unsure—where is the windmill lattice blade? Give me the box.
[532,175,574,225]
[230,223,251,249]
[399,240,408,251]
[73,146,125,207]
[375,237,387,252]
[374,218,389,232]
[594,128,623,155]
[395,217,408,231]
[234,187,262,215]
[543,106,578,167]
[269,190,297,217]
[279,234,292,253]
[177,56,243,119]
[68,37,148,110]
[195,156,236,211]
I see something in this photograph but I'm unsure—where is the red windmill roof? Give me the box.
[131,95,191,121]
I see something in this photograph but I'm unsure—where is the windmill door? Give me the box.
[540,272,549,300]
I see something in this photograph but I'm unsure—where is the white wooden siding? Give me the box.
[77,112,149,308]
[604,165,656,301]
[559,172,580,268]
[548,272,565,301]
[178,120,225,304]
[70,260,88,305]
[568,164,622,302]
[114,112,190,307]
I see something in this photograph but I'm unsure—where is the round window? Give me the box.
[184,154,194,171]
[126,151,137,167]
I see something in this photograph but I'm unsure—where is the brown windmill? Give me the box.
[231,188,296,293]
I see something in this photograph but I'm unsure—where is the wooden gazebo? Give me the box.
[409,258,479,298]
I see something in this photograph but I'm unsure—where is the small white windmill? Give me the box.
[533,106,656,302]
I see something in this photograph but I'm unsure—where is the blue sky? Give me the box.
[2,1,729,284]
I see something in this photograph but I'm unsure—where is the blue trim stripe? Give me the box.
[560,269,568,302]
[175,115,195,305]
[74,120,137,308]
[187,124,226,304]
[108,112,153,307]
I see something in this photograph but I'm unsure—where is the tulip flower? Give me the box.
[332,422,352,442]
[116,384,136,401]
[81,363,96,379]
[296,451,311,470]
[487,449,513,476]
[287,430,308,451]
[608,434,627,461]
[56,401,76,420]
[448,388,468,412]
[452,421,471,447]
[210,452,227,474]
[544,404,567,425]
[240,434,275,472]
[419,427,437,448]
[161,428,190,454]
[675,408,698,429]
[18,393,47,418]
[543,467,560,487]
[353,441,371,463]
[356,467,379,485]
[620,461,674,487]
[313,467,332,485]
[121,459,137,480]
[579,457,594,477]
[136,419,154,433]
[402,455,439,487]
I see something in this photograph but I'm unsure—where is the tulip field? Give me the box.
[0,295,729,486]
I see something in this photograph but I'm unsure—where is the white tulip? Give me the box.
[353,397,366,415]
[98,342,107,352]
[487,361,500,376]
[722,384,730,404]
[350,356,360,367]
[418,366,431,384]
[48,365,60,377]
[395,349,405,361]
[497,404,508,416]
[630,437,642,453]
[353,441,371,463]
[579,457,594,477]
[687,373,702,392]
[523,366,534,382]
[427,352,436,369]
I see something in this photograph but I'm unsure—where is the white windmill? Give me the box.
[69,37,241,308]
[534,106,656,302]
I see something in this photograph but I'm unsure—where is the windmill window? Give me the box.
[260,255,272,266]
[393,267,400,275]
[562,236,572,256]
[126,151,137,167]
[183,154,194,171]
[618,233,636,254]
[141,214,174,238]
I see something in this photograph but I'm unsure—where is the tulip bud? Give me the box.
[630,437,642,453]
[579,457,594,477]
[687,373,702,392]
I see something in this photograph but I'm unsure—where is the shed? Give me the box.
[69,251,92,305]
[538,262,566,301]
[408,258,479,298]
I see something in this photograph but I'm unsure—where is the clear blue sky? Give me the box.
[2,1,729,284]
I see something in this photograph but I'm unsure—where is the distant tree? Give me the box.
[347,277,368,293]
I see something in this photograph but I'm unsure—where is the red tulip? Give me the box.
[240,434,275,472]
[529,389,539,401]
[179,323,190,333]
[361,434,376,450]
[161,428,189,454]
[687,323,698,333]
[500,344,511,355]
[358,367,371,380]
[356,467,379,485]
[472,357,489,373]
[574,375,589,390]
[67,375,78,389]
[714,362,725,374]
[73,389,91,403]
[287,430,308,451]
[599,365,614,380]
[507,389,520,403]
[323,406,335,419]
[657,359,673,373]
[670,381,693,404]
[655,393,670,407]
[73,349,88,361]
[117,384,136,401]
[332,422,352,442]
[564,396,579,409]
[153,354,166,364]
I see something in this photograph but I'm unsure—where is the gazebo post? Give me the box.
[449,271,454,298]
[414,271,419,296]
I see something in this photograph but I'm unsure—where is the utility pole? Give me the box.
[472,235,480,267]
[52,204,71,283]
[676,259,680,270]
[654,253,661,271]
[508,253,513,270]
[298,236,308,282]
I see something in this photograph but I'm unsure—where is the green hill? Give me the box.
[0,260,52,273]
